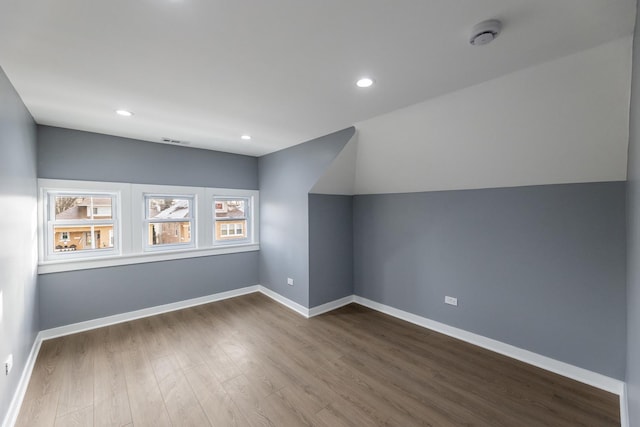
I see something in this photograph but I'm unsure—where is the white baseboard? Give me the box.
[258,286,310,317]
[308,295,355,317]
[2,336,42,427]
[353,295,625,396]
[39,285,260,340]
[621,383,629,427]
[249,289,628,401]
[4,285,262,427]
[257,287,354,318]
[5,287,628,427]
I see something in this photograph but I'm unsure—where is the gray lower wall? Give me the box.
[309,194,354,307]
[258,127,354,307]
[0,66,38,424]
[354,182,627,379]
[38,125,258,189]
[627,1,640,423]
[37,126,260,330]
[39,252,258,329]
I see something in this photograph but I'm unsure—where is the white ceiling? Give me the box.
[354,37,632,194]
[0,0,635,157]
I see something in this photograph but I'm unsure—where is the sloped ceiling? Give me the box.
[354,37,632,193]
[0,0,635,159]
[311,38,632,195]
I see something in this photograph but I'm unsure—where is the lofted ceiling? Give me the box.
[0,0,635,157]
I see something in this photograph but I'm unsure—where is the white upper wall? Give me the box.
[354,37,632,194]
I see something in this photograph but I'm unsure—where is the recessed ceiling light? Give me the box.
[241,134,252,140]
[115,109,133,117]
[356,77,374,88]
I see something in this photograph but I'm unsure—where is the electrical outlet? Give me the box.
[5,354,13,376]
[287,277,294,286]
[445,296,458,306]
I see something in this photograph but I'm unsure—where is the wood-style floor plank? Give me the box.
[14,391,60,427]
[93,346,132,427]
[183,363,250,427]
[151,354,211,427]
[15,293,621,426]
[54,405,93,427]
[55,332,94,418]
[120,345,171,427]
[222,374,276,427]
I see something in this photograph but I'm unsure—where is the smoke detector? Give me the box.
[470,19,502,46]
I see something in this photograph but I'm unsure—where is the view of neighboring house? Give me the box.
[215,199,247,241]
[147,198,192,246]
[53,197,248,250]
[54,196,113,251]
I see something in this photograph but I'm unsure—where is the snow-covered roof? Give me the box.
[155,199,190,219]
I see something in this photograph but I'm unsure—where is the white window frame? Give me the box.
[213,196,251,245]
[130,184,204,254]
[47,192,117,255]
[39,181,128,263]
[142,193,196,252]
[38,179,259,274]
[207,188,259,246]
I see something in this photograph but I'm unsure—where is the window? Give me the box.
[214,197,249,243]
[144,195,195,250]
[38,179,259,273]
[46,192,118,257]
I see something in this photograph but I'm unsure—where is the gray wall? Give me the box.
[627,0,640,422]
[354,182,627,379]
[258,127,354,307]
[0,67,38,424]
[39,252,258,329]
[309,194,354,307]
[38,125,258,189]
[37,126,259,329]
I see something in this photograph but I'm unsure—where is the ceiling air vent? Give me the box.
[161,137,190,146]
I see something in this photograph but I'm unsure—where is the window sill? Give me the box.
[38,243,260,274]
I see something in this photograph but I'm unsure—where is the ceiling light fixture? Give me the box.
[115,109,133,117]
[356,77,374,88]
[469,19,502,46]
[241,134,252,140]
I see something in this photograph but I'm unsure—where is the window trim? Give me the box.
[213,196,251,245]
[207,188,259,246]
[46,191,119,259]
[142,193,196,252]
[38,179,259,274]
[39,180,130,263]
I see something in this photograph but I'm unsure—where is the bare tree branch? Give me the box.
[55,197,78,215]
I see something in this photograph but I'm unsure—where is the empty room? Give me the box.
[1,1,640,426]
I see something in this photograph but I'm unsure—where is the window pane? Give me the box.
[147,198,191,219]
[215,219,247,241]
[55,196,113,220]
[215,199,246,219]
[53,225,114,252]
[148,222,192,245]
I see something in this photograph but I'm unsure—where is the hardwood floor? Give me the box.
[15,293,620,426]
